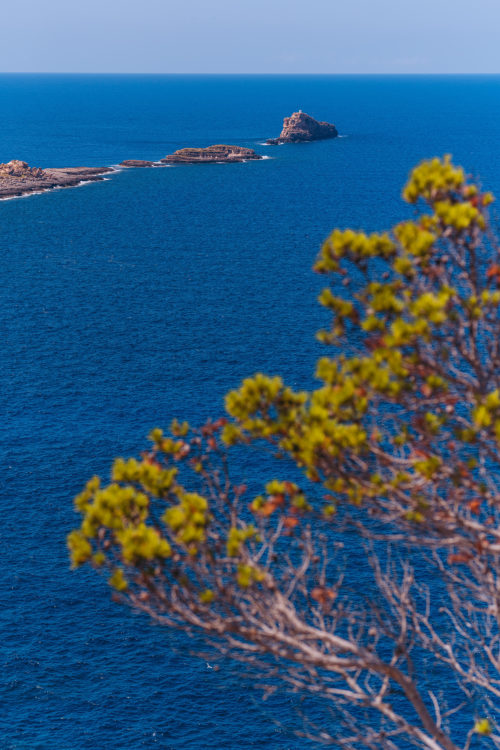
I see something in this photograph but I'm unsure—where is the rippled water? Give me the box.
[2,74,500,748]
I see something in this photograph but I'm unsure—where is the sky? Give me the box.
[1,0,499,74]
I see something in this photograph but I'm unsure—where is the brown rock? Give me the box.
[0,161,114,199]
[0,160,46,178]
[266,111,338,144]
[161,145,262,164]
[119,160,155,167]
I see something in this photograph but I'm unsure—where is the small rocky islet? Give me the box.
[120,145,263,166]
[1,114,338,199]
[161,145,262,164]
[267,110,338,144]
[119,159,155,168]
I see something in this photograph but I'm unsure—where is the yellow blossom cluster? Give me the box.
[403,155,465,203]
[164,492,210,553]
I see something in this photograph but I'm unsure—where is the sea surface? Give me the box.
[2,74,500,749]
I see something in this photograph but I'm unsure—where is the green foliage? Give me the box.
[70,153,500,594]
[68,157,500,749]
[475,718,493,736]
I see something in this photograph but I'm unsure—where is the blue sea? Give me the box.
[2,74,500,749]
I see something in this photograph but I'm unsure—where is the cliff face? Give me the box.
[267,111,338,144]
[161,145,262,164]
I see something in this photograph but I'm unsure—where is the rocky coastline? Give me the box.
[0,146,265,200]
[267,111,338,144]
[0,160,114,199]
[161,145,262,164]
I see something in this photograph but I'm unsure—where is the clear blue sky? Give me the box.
[2,0,499,74]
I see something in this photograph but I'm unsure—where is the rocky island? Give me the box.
[161,145,262,164]
[0,160,113,199]
[267,111,338,144]
[119,159,155,168]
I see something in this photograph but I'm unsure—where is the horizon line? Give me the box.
[1,71,500,77]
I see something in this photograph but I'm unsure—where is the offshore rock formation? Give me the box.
[267,111,338,144]
[0,160,113,199]
[161,145,262,164]
[119,159,155,167]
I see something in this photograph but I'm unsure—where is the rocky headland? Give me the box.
[0,160,113,199]
[161,145,262,164]
[119,159,155,168]
[267,111,338,144]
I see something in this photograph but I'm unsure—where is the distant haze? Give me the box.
[1,0,500,74]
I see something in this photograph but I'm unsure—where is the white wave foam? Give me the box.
[0,190,46,201]
[0,175,110,202]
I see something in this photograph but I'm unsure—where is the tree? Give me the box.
[69,156,500,750]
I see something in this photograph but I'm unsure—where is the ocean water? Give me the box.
[2,74,500,749]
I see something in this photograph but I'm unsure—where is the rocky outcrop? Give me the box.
[0,160,46,178]
[267,111,338,144]
[119,159,155,167]
[161,145,262,164]
[0,161,113,199]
